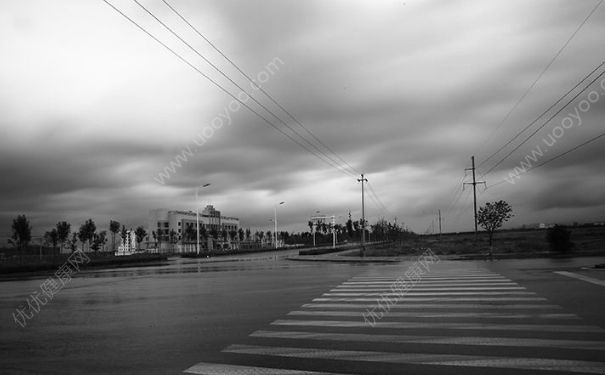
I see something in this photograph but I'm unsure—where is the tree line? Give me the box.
[8,215,148,253]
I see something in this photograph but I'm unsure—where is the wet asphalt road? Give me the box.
[1,253,604,375]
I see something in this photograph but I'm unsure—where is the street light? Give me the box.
[274,201,285,249]
[196,183,211,255]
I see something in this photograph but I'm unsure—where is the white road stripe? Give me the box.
[270,319,604,332]
[224,344,605,374]
[313,297,548,302]
[554,271,605,287]
[287,310,579,319]
[250,330,605,351]
[352,273,500,278]
[302,303,562,310]
[331,287,526,292]
[340,282,518,286]
[322,291,535,296]
[346,275,510,283]
[184,362,345,374]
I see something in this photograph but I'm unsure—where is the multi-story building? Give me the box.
[115,229,137,256]
[148,206,240,252]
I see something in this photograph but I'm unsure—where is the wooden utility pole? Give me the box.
[438,209,442,238]
[357,174,368,255]
[464,156,486,237]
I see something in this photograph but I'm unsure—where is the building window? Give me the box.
[178,222,181,226]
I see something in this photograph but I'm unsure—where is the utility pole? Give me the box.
[357,174,368,255]
[438,209,442,239]
[464,156,486,238]
[274,202,285,249]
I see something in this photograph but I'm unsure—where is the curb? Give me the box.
[286,255,402,263]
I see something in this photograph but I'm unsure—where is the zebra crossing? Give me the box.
[184,263,605,374]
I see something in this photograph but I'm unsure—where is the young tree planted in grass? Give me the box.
[78,226,88,252]
[78,219,96,252]
[120,225,128,246]
[91,231,107,252]
[169,229,177,251]
[346,219,354,238]
[69,232,78,252]
[56,221,71,252]
[97,230,108,252]
[109,220,120,251]
[477,200,513,248]
[11,215,32,250]
[134,226,147,250]
[45,228,59,250]
[183,224,195,244]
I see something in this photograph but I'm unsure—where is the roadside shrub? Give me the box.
[546,225,573,253]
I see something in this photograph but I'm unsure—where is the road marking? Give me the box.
[331,287,526,292]
[322,291,535,296]
[313,297,548,302]
[287,310,579,319]
[251,330,605,351]
[223,344,605,374]
[301,303,562,310]
[554,271,605,287]
[352,273,501,279]
[271,319,604,332]
[340,282,518,286]
[348,277,509,283]
[184,362,345,374]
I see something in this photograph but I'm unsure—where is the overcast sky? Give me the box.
[1,0,604,238]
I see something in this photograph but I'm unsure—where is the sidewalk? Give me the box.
[287,248,404,263]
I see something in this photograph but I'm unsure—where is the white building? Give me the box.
[148,206,240,253]
[115,230,137,256]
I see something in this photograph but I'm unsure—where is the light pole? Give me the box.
[274,201,285,249]
[196,183,211,255]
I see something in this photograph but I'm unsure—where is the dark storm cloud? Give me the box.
[1,0,604,235]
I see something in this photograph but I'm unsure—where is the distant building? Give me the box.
[148,206,240,253]
[115,230,137,256]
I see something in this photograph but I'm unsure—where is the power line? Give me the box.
[129,0,357,178]
[366,181,390,215]
[442,170,469,218]
[101,0,355,178]
[479,61,605,175]
[487,131,605,189]
[477,0,603,165]
[482,67,605,177]
[160,0,360,177]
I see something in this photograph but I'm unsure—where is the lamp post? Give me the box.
[196,183,211,255]
[274,201,285,249]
